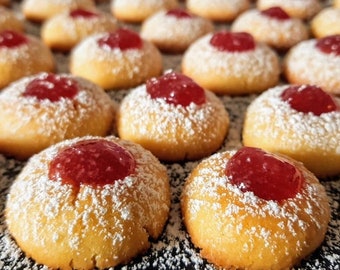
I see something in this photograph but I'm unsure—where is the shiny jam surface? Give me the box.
[49,139,136,189]
[261,6,290,20]
[146,72,206,106]
[225,147,304,202]
[70,8,99,19]
[210,31,255,52]
[0,30,28,48]
[316,35,340,56]
[166,8,192,19]
[281,85,339,116]
[97,28,142,50]
[23,73,79,102]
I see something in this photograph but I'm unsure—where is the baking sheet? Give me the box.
[0,1,339,269]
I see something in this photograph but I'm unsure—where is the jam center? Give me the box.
[261,6,290,20]
[70,8,99,19]
[210,31,255,52]
[315,35,340,56]
[49,139,136,189]
[97,28,143,51]
[225,147,304,202]
[23,73,79,102]
[0,30,28,48]
[166,8,192,19]
[146,72,206,106]
[281,85,339,116]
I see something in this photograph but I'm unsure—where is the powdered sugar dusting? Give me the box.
[182,33,279,83]
[70,32,161,82]
[0,35,53,74]
[284,39,340,94]
[244,85,340,151]
[0,73,115,138]
[5,136,170,268]
[257,0,321,18]
[42,10,117,45]
[231,9,308,48]
[118,84,228,147]
[182,151,331,266]
[140,10,213,50]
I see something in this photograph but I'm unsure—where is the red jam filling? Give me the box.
[316,35,340,56]
[0,30,28,48]
[70,8,99,19]
[97,28,142,51]
[281,85,339,116]
[261,6,290,20]
[166,8,192,19]
[146,72,206,106]
[225,147,304,202]
[22,73,79,102]
[210,31,255,52]
[49,139,136,189]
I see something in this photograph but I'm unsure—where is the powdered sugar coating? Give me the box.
[5,136,170,269]
[182,33,280,94]
[257,0,321,19]
[0,72,116,159]
[41,8,117,51]
[182,150,331,269]
[284,39,340,95]
[141,10,214,53]
[71,32,145,73]
[118,82,229,161]
[245,85,340,151]
[0,73,115,139]
[70,32,162,89]
[184,34,276,77]
[243,84,340,177]
[22,0,96,21]
[231,8,308,49]
[0,34,55,88]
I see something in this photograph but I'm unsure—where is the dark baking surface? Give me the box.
[0,1,339,269]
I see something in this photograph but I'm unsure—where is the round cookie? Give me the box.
[0,72,116,159]
[186,0,250,22]
[181,146,330,270]
[111,0,178,23]
[42,8,118,51]
[231,7,309,50]
[117,71,229,162]
[283,35,340,95]
[6,135,170,269]
[311,8,340,38]
[257,0,322,20]
[141,8,214,53]
[182,31,280,95]
[0,30,55,89]
[70,28,163,90]
[0,6,24,32]
[22,0,95,22]
[242,84,340,177]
